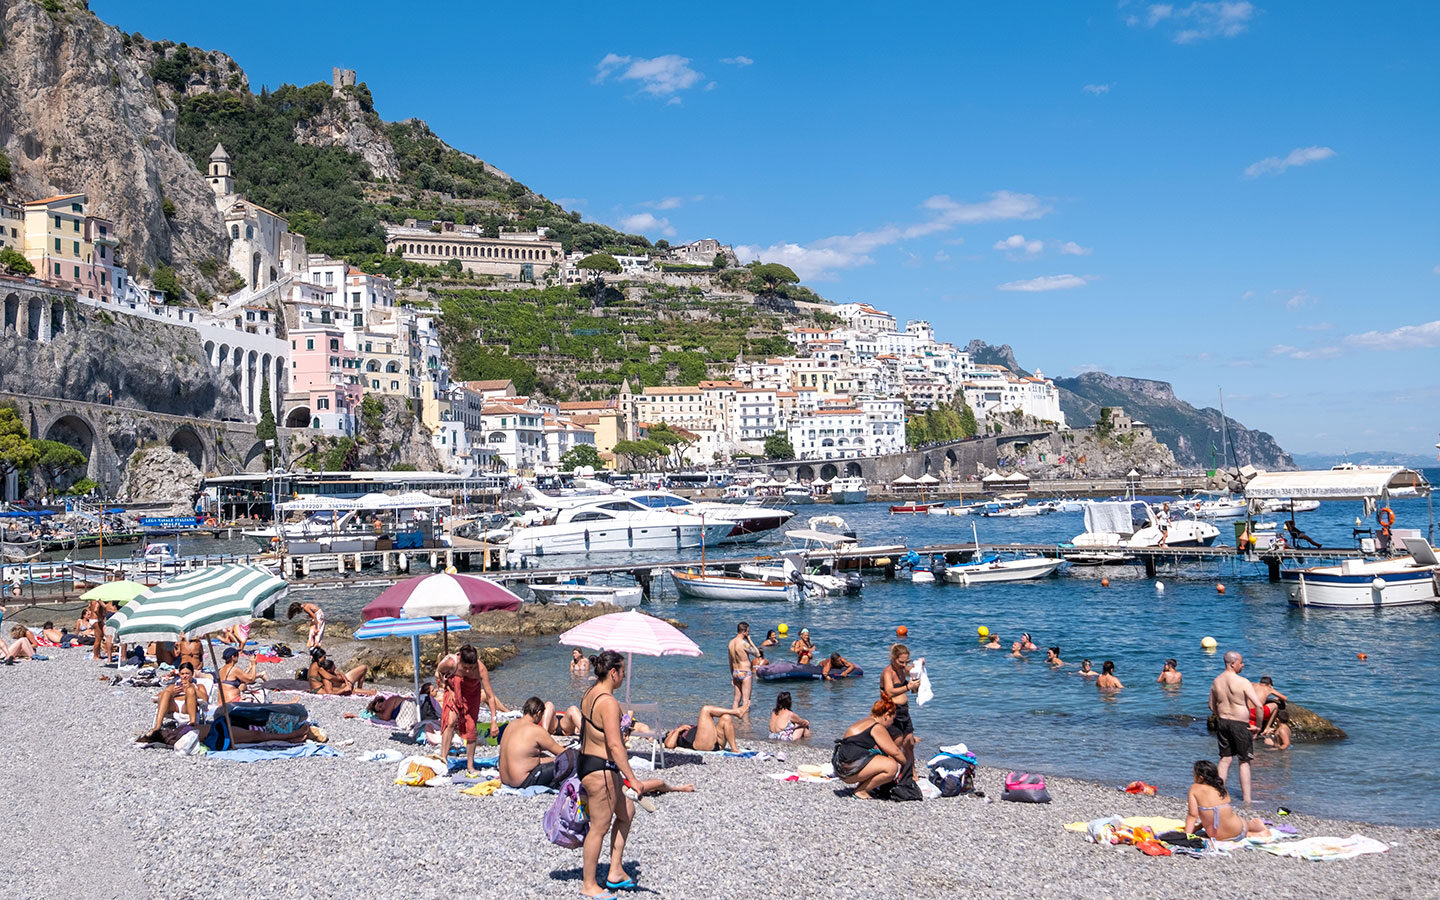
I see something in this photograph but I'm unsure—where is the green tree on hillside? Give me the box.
[0,246,34,276]
[712,252,728,270]
[577,253,621,304]
[0,406,38,491]
[763,431,795,460]
[256,374,277,466]
[559,443,603,472]
[31,440,87,499]
[748,262,799,297]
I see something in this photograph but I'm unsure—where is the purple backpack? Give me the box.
[544,776,589,848]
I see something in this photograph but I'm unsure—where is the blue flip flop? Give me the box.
[604,876,638,890]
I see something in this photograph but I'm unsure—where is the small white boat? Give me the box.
[1283,538,1439,608]
[529,582,643,608]
[1186,492,1249,519]
[1260,498,1321,514]
[830,476,869,504]
[670,569,799,601]
[945,555,1063,584]
[1069,501,1219,564]
[507,499,733,556]
[781,488,815,505]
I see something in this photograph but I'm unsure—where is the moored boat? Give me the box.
[670,569,799,601]
[529,582,643,608]
[830,476,869,504]
[945,555,1063,584]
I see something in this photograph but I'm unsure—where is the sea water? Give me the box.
[287,474,1438,826]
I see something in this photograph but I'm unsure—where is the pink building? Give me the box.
[287,326,362,434]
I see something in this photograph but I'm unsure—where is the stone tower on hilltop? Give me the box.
[331,66,356,97]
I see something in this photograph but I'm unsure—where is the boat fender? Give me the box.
[875,557,891,567]
[1371,577,1387,592]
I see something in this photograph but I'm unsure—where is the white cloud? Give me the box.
[1131,2,1256,43]
[1244,146,1335,178]
[1059,241,1092,256]
[923,191,1050,224]
[721,56,753,66]
[1082,83,1112,95]
[994,234,1044,256]
[1270,344,1341,360]
[616,212,676,237]
[997,274,1089,292]
[645,195,704,210]
[1241,289,1255,299]
[1071,363,1105,373]
[934,250,951,262]
[1297,321,1334,332]
[593,53,703,97]
[736,191,1050,280]
[1275,288,1317,310]
[1345,320,1440,351]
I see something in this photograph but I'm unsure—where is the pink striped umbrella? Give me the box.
[362,573,523,621]
[558,609,702,701]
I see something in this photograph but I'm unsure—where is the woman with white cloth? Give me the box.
[880,643,924,781]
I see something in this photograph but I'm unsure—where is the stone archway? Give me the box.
[819,463,839,481]
[844,461,863,478]
[4,293,18,334]
[242,440,269,472]
[796,464,815,481]
[169,426,206,469]
[26,297,43,339]
[43,414,97,487]
[50,300,64,337]
[284,406,312,429]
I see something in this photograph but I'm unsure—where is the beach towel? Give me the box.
[912,660,933,707]
[767,770,835,784]
[1260,835,1388,861]
[499,784,558,798]
[460,778,503,797]
[207,742,340,763]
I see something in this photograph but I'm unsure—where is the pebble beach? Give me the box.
[5,650,1436,900]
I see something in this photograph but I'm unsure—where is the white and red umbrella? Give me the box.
[361,573,522,620]
[558,609,702,700]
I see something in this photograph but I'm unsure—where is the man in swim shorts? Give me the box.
[499,697,569,789]
[728,622,758,713]
[1209,650,1264,807]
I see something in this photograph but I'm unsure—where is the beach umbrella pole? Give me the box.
[625,651,633,703]
[205,638,236,748]
[411,634,422,705]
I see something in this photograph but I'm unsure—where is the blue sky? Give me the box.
[97,1,1440,457]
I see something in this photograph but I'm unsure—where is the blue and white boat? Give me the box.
[1283,544,1439,608]
[830,476,868,505]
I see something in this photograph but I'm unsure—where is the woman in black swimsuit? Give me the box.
[833,697,904,799]
[579,651,650,898]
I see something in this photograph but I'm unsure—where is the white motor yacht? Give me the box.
[830,476,869,504]
[506,498,734,556]
[1069,501,1220,563]
[619,490,793,544]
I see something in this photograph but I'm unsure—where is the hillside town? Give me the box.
[2,142,1067,477]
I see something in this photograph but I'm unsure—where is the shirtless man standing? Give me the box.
[728,621,758,713]
[499,697,568,789]
[1157,659,1183,684]
[1209,650,1264,807]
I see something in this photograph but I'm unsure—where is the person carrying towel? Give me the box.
[880,643,922,782]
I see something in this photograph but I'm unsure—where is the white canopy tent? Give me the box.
[1244,468,1430,501]
[916,474,941,485]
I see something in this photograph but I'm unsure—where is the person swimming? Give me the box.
[1045,646,1065,667]
[1076,658,1098,678]
[983,633,1002,650]
[1096,660,1123,690]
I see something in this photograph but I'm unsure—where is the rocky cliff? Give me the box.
[0,0,234,285]
[1055,372,1295,471]
[964,342,1294,471]
[0,300,245,418]
[996,426,1178,479]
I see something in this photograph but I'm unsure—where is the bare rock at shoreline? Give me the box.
[349,640,517,679]
[467,602,685,637]
[1287,703,1347,741]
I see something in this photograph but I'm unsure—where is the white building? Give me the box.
[791,408,869,460]
[961,366,1066,426]
[480,402,547,473]
[860,397,906,455]
[833,302,897,334]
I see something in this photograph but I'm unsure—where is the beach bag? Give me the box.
[544,776,589,849]
[394,755,447,787]
[1002,771,1051,803]
[928,753,976,797]
[831,734,878,779]
[395,699,420,732]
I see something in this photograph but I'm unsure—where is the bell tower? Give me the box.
[208,143,234,197]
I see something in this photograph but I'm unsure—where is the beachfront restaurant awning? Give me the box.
[278,492,451,513]
[1244,467,1431,501]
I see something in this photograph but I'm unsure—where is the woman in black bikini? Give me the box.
[579,651,651,898]
[880,643,921,779]
[663,704,745,752]
[833,697,904,799]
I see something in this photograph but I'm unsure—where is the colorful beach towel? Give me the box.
[208,742,340,763]
[1259,834,1389,861]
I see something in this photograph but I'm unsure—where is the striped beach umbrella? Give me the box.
[354,615,472,702]
[361,573,522,620]
[113,564,288,644]
[558,609,702,701]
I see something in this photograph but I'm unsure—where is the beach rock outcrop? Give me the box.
[117,446,203,512]
[1286,703,1347,742]
[467,602,685,637]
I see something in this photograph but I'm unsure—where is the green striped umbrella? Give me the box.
[113,564,288,643]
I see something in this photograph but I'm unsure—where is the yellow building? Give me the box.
[23,193,116,300]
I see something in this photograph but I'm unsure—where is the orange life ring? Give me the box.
[1376,507,1395,528]
[205,517,217,527]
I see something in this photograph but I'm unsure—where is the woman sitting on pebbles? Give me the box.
[306,647,372,696]
[832,697,904,800]
[2,625,39,663]
[768,692,811,742]
[1184,759,1267,841]
[138,661,204,742]
[664,704,745,752]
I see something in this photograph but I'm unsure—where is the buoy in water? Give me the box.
[896,625,908,637]
[1201,636,1218,651]
[778,623,789,635]
[1216,583,1226,594]
[978,626,989,637]
[1155,581,1165,592]
[1357,652,1367,661]
[445,565,457,575]
[1101,577,1110,588]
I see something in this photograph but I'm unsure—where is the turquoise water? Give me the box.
[299,478,1439,826]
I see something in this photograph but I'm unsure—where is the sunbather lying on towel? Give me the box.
[2,625,38,662]
[663,705,744,752]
